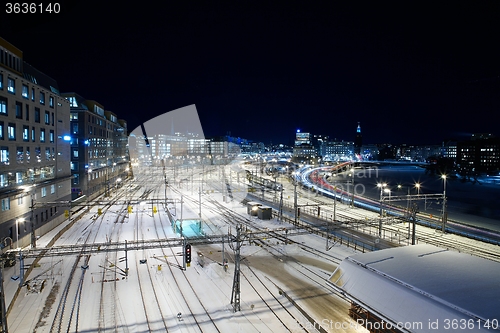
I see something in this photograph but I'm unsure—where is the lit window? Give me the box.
[45,111,50,124]
[51,184,55,194]
[40,128,45,142]
[1,197,10,211]
[50,130,54,143]
[40,92,45,105]
[41,187,47,197]
[49,96,54,108]
[0,146,8,164]
[23,125,29,141]
[16,147,23,163]
[0,73,3,90]
[22,84,29,99]
[7,78,15,94]
[0,97,7,114]
[8,123,15,140]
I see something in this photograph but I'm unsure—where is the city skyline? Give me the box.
[2,2,500,145]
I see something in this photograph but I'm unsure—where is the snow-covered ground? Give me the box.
[4,164,500,333]
[4,174,369,333]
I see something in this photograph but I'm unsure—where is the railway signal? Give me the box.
[185,243,191,266]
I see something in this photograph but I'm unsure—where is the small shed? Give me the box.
[247,202,262,216]
[257,205,272,220]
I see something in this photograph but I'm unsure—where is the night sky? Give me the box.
[2,1,500,145]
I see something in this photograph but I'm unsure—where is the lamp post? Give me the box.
[349,168,355,208]
[377,182,387,237]
[292,172,298,225]
[15,218,24,249]
[441,175,447,233]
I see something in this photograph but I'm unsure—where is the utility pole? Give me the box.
[293,179,298,225]
[350,168,355,208]
[442,175,447,233]
[198,187,201,218]
[230,225,242,312]
[327,186,337,251]
[279,188,283,222]
[30,186,36,248]
[0,261,8,333]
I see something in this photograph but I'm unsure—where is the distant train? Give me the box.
[246,172,283,191]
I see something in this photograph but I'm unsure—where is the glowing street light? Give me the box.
[16,218,24,249]
[377,182,387,237]
[441,174,447,233]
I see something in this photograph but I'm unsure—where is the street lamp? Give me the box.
[377,182,387,237]
[415,182,421,195]
[384,188,391,215]
[441,175,447,233]
[16,218,24,249]
[349,168,355,208]
[377,183,387,217]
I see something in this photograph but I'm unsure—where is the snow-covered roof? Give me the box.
[328,244,500,332]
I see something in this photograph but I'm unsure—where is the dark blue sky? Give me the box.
[2,1,500,145]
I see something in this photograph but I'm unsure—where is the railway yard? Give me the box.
[3,162,500,333]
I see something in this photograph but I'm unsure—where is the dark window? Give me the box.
[35,108,40,123]
[15,102,22,119]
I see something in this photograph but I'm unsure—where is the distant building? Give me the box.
[0,37,71,247]
[354,122,362,155]
[324,140,354,161]
[360,144,379,160]
[292,130,317,163]
[312,134,328,158]
[62,92,128,200]
[441,140,457,160]
[397,144,441,162]
[457,134,500,174]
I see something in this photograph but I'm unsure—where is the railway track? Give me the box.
[47,191,129,333]
[155,205,221,332]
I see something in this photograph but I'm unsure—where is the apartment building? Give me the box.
[62,92,128,201]
[0,37,71,248]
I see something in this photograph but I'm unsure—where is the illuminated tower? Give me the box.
[354,122,362,155]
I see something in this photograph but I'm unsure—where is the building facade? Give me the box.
[457,134,500,175]
[63,93,128,200]
[292,130,317,163]
[1,37,71,248]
